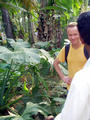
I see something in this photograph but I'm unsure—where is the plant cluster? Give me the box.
[0,39,67,120]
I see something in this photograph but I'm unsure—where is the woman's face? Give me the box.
[67,26,81,46]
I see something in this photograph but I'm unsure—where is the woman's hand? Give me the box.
[63,76,72,85]
[45,115,54,120]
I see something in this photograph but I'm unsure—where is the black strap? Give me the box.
[65,44,89,63]
[84,46,89,59]
[65,44,70,63]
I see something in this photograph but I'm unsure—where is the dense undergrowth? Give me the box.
[0,39,67,120]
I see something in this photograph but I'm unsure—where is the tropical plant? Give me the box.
[0,61,23,115]
[0,101,50,120]
[0,60,50,118]
[0,38,67,118]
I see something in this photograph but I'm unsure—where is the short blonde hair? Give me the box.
[67,22,77,29]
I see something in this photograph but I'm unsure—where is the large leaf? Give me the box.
[7,39,30,50]
[0,46,41,64]
[40,49,54,64]
[22,102,48,119]
[0,43,54,65]
[0,51,41,64]
[34,41,50,48]
[0,46,12,53]
[0,115,24,120]
[0,102,49,120]
[55,0,72,11]
[53,97,65,104]
[0,115,15,120]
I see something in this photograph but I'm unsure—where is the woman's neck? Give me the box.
[72,42,82,49]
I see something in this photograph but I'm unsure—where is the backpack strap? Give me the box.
[65,44,70,63]
[65,44,89,63]
[84,46,89,59]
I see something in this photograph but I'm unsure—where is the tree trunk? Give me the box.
[27,12,34,45]
[1,8,15,39]
[37,0,57,44]
[37,0,49,42]
[23,12,27,33]
[57,16,61,48]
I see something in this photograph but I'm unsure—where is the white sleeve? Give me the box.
[54,71,89,120]
[54,113,62,120]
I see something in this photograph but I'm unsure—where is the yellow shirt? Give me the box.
[57,44,87,89]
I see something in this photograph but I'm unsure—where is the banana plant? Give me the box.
[18,0,39,44]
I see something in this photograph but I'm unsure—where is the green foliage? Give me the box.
[0,39,68,119]
[22,102,48,119]
[0,61,55,119]
[0,39,55,66]
[49,48,61,57]
[0,102,50,120]
[40,58,51,76]
[0,61,23,113]
[0,61,50,117]
[34,41,52,50]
